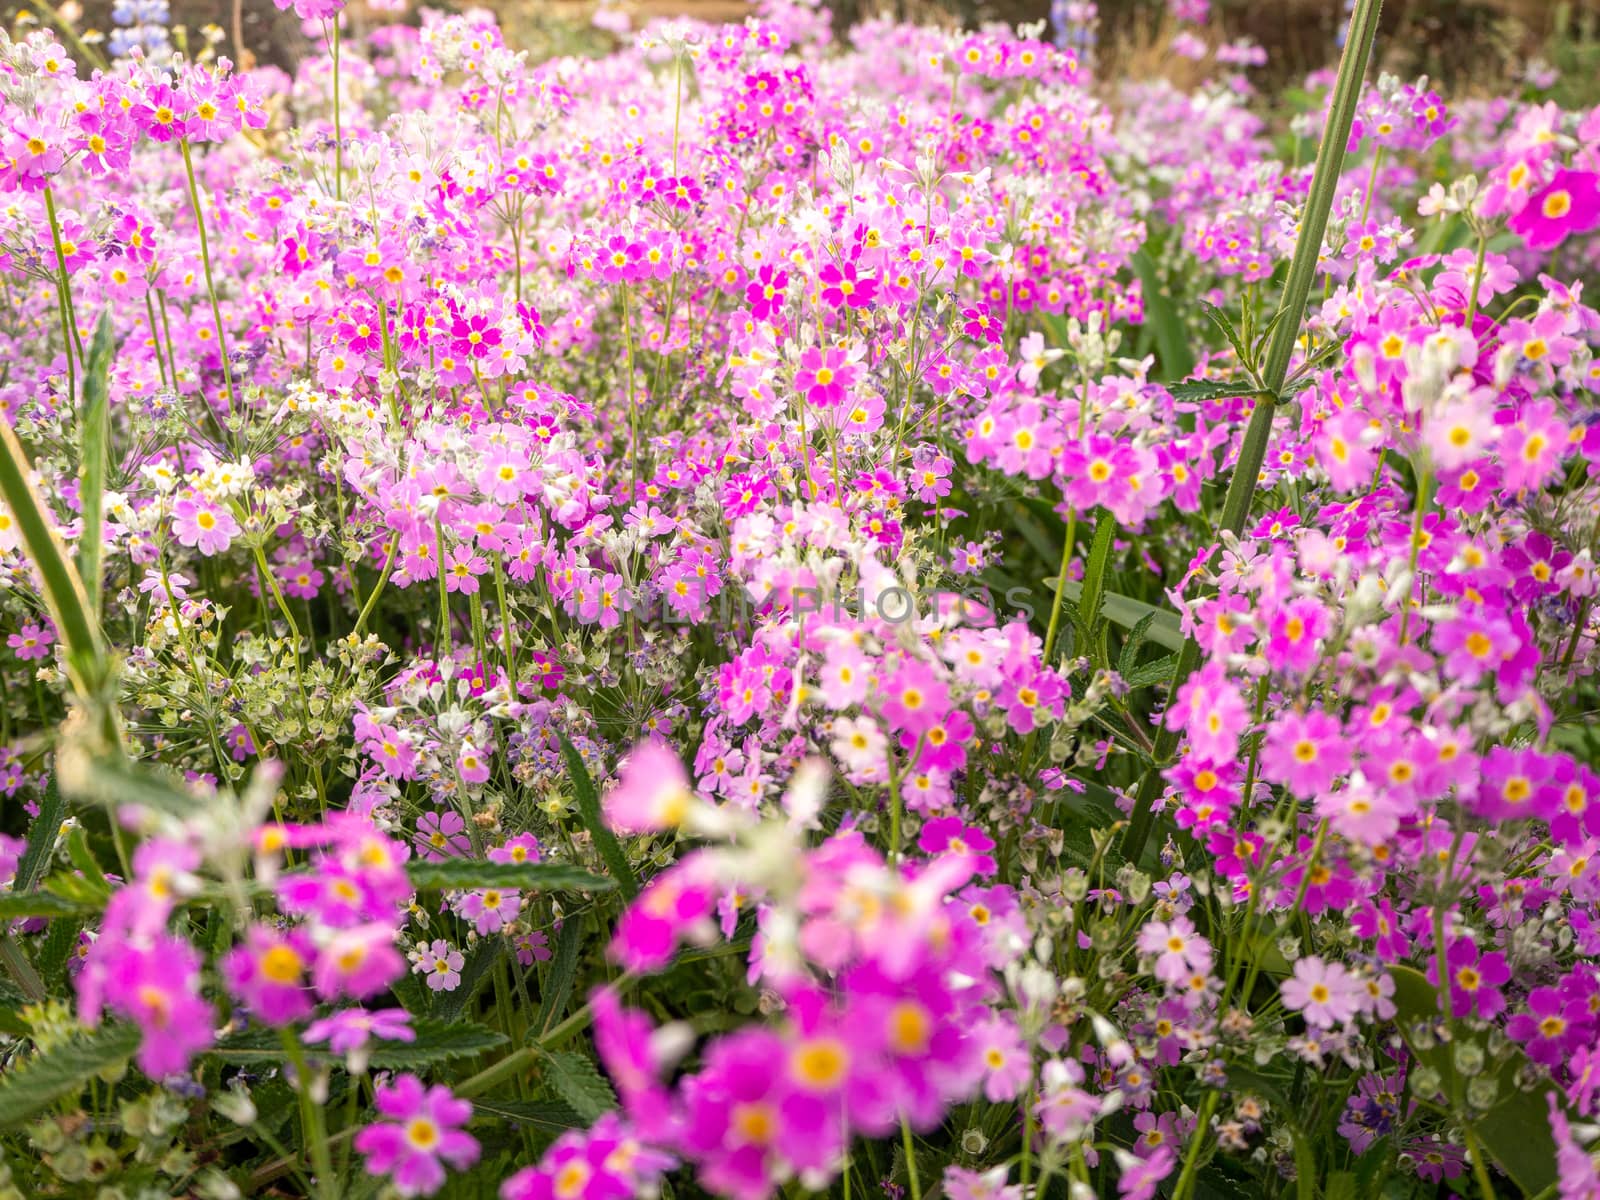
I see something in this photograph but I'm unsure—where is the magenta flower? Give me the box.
[221,925,316,1027]
[794,345,856,408]
[603,740,695,834]
[1508,169,1600,251]
[75,934,215,1077]
[6,621,52,661]
[353,1074,480,1198]
[314,923,406,1002]
[1426,937,1512,1020]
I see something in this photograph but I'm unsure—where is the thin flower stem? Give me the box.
[179,138,238,434]
[279,1028,338,1200]
[1122,0,1384,865]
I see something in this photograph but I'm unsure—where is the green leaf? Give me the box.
[559,735,639,900]
[15,775,65,896]
[0,416,107,702]
[1077,514,1116,642]
[406,860,615,895]
[211,1018,507,1069]
[1389,965,1559,1195]
[541,1049,616,1121]
[42,871,111,909]
[1117,611,1157,677]
[371,1021,508,1069]
[432,942,501,1025]
[77,310,114,623]
[64,825,108,892]
[1200,300,1256,378]
[0,889,98,919]
[0,1022,141,1130]
[35,913,81,990]
[63,753,199,818]
[467,1098,586,1133]
[0,978,30,1035]
[1165,378,1260,404]
[1129,248,1195,382]
[1122,653,1179,690]
[1053,581,1184,652]
[535,915,584,1038]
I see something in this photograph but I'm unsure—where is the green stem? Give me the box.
[1171,1090,1220,1200]
[280,1028,337,1200]
[1121,0,1384,865]
[179,138,238,433]
[900,1116,922,1200]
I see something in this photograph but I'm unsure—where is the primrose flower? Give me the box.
[354,1074,480,1198]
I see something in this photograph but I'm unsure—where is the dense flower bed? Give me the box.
[1,0,1599,1196]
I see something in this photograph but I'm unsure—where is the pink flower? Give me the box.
[1165,661,1248,763]
[314,924,406,1002]
[412,940,465,992]
[795,346,856,408]
[452,886,521,934]
[304,1008,414,1056]
[7,621,53,661]
[1281,955,1362,1028]
[221,925,316,1027]
[604,741,695,834]
[1136,916,1213,986]
[75,934,215,1077]
[353,1074,480,1198]
[171,496,240,556]
[1508,169,1600,251]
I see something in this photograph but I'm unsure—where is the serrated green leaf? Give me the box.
[1200,300,1255,376]
[1078,514,1116,638]
[35,913,81,989]
[1118,611,1157,677]
[1122,653,1179,690]
[64,825,107,891]
[371,1021,508,1069]
[467,1097,586,1133]
[536,916,584,1038]
[0,977,29,1034]
[15,776,64,896]
[0,889,98,919]
[559,735,638,900]
[1053,581,1184,652]
[1166,378,1259,404]
[0,1022,141,1130]
[432,942,501,1025]
[541,1049,616,1121]
[406,860,614,894]
[211,1018,507,1069]
[1389,965,1558,1195]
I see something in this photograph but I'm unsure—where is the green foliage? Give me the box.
[540,1049,618,1122]
[406,859,616,894]
[0,1022,141,1131]
[559,734,640,899]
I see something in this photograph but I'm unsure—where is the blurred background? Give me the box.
[12,0,1600,105]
